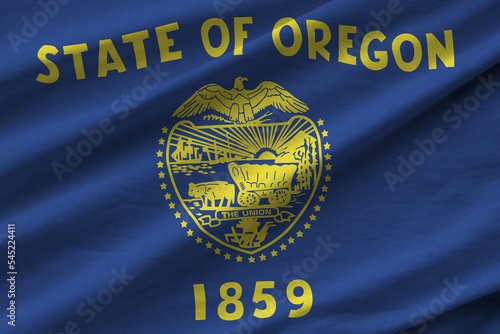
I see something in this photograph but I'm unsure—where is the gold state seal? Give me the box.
[157,78,331,262]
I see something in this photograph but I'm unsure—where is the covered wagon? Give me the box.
[228,162,297,207]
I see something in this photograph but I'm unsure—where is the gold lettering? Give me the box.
[156,23,182,62]
[338,25,357,65]
[360,31,387,71]
[392,33,422,72]
[234,17,253,55]
[122,30,150,69]
[272,18,302,57]
[426,30,454,70]
[201,18,230,58]
[36,45,59,84]
[63,43,88,80]
[306,20,331,61]
[98,39,126,77]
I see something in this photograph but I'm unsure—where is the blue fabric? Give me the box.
[1,0,500,333]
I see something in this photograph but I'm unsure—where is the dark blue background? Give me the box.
[1,0,500,333]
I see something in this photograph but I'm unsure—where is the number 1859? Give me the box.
[193,280,312,321]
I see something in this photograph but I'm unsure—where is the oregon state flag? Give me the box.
[1,0,500,333]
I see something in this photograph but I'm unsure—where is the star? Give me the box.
[304,222,311,229]
[324,142,330,150]
[205,242,212,249]
[156,150,163,157]
[271,250,278,257]
[314,205,321,212]
[160,183,167,190]
[157,161,164,168]
[322,130,328,137]
[280,243,287,251]
[224,253,231,260]
[325,154,331,161]
[236,255,243,262]
[195,237,202,244]
[322,185,328,192]
[158,171,165,179]
[180,221,187,228]
[164,193,171,200]
[187,229,193,236]
[317,119,324,126]
[296,231,303,237]
[309,214,316,221]
[318,195,325,202]
[248,256,255,263]
[214,248,221,255]
[325,163,332,171]
[288,237,295,244]
[168,202,175,209]
[259,254,266,261]
[158,138,165,145]
[161,126,168,134]
[325,175,331,182]
[174,211,181,219]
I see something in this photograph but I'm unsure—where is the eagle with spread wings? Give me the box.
[172,77,308,124]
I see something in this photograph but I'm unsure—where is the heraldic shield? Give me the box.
[165,78,323,255]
